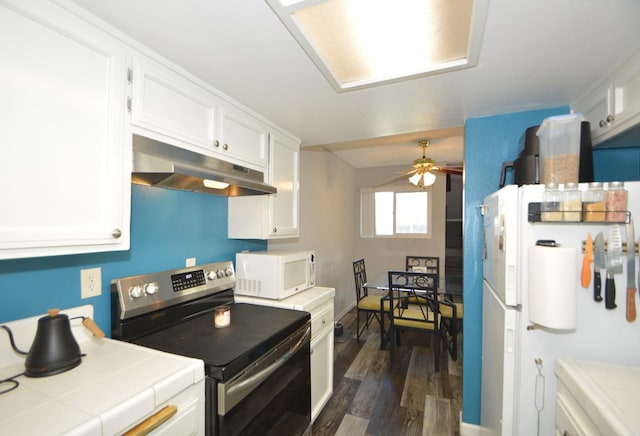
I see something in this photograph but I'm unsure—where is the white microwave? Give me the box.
[235,250,316,300]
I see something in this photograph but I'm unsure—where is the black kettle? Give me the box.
[500,126,540,187]
[24,309,82,377]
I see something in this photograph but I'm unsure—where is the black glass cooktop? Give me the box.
[131,302,310,381]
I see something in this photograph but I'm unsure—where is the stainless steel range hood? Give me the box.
[131,135,276,196]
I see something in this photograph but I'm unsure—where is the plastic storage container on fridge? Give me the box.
[536,113,583,185]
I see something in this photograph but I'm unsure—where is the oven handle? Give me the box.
[219,324,311,415]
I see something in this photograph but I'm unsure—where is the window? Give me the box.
[360,187,432,238]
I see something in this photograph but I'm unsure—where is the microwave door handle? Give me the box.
[219,326,311,415]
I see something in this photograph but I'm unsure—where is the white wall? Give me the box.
[270,149,358,320]
[271,152,448,321]
[355,166,447,287]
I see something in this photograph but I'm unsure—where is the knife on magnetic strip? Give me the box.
[626,218,636,322]
[581,233,593,288]
[593,232,605,302]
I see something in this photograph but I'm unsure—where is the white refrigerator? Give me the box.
[481,182,640,436]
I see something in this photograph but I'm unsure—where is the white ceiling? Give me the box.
[70,0,640,169]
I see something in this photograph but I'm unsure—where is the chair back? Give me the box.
[353,258,368,300]
[405,256,439,276]
[387,270,439,326]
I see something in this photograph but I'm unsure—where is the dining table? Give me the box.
[364,271,462,349]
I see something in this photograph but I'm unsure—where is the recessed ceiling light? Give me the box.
[266,0,490,92]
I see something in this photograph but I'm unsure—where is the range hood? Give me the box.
[131,135,276,196]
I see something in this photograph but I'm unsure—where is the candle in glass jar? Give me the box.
[214,305,231,328]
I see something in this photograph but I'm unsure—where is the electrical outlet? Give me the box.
[81,267,102,299]
[186,257,196,267]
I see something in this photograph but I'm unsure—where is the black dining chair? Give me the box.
[383,270,440,371]
[439,295,463,361]
[405,255,440,274]
[353,259,387,343]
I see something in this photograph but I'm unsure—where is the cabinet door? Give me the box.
[575,82,612,141]
[311,327,334,422]
[217,104,269,170]
[611,51,640,133]
[269,132,300,237]
[130,55,219,152]
[227,131,300,239]
[0,1,130,259]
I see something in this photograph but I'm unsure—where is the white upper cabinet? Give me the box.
[217,104,269,170]
[228,131,300,239]
[130,54,268,171]
[574,49,640,144]
[0,0,130,259]
[130,54,220,153]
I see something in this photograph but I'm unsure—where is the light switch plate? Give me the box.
[81,267,102,299]
[186,257,196,267]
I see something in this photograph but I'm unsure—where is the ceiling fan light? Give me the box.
[409,172,422,185]
[423,171,436,186]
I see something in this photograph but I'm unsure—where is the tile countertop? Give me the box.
[555,358,640,435]
[0,305,204,435]
[234,286,335,311]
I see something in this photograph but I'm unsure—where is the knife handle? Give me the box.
[626,288,637,322]
[605,276,617,309]
[594,271,602,302]
[581,256,591,288]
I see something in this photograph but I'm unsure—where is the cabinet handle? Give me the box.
[112,229,122,239]
[606,114,615,123]
[599,119,607,128]
[223,143,228,150]
[214,140,220,148]
[273,227,277,233]
[123,405,177,436]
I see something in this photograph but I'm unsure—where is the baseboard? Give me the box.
[336,301,356,324]
[460,414,484,436]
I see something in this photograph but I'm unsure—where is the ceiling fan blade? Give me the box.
[373,171,415,188]
[433,166,463,175]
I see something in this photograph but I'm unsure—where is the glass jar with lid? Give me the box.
[582,182,606,222]
[562,183,582,221]
[606,181,628,222]
[541,183,562,222]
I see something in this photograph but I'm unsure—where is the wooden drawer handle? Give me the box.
[123,405,177,436]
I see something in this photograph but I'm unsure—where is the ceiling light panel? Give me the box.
[266,0,489,92]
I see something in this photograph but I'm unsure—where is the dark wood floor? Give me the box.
[312,308,462,436]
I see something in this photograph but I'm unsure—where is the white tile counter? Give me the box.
[0,305,204,435]
[555,358,640,435]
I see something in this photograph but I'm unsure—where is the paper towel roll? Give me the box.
[528,245,578,329]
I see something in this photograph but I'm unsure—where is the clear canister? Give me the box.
[541,183,563,222]
[582,182,606,222]
[562,182,582,222]
[606,181,628,222]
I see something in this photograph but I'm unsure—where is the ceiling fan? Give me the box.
[376,140,463,188]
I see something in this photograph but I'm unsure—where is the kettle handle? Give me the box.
[499,161,514,188]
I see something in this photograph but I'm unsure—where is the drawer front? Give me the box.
[555,383,598,436]
[310,302,334,339]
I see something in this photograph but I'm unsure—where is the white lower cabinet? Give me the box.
[310,305,334,422]
[0,0,130,259]
[228,131,300,239]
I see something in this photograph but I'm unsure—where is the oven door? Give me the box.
[207,322,311,436]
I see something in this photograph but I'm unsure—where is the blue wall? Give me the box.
[462,106,569,424]
[0,185,266,332]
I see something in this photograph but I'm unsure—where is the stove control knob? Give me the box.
[217,270,225,278]
[207,271,217,281]
[129,285,144,299]
[144,282,159,295]
[224,267,234,277]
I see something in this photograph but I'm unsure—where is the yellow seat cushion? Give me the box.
[440,302,464,319]
[358,295,390,311]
